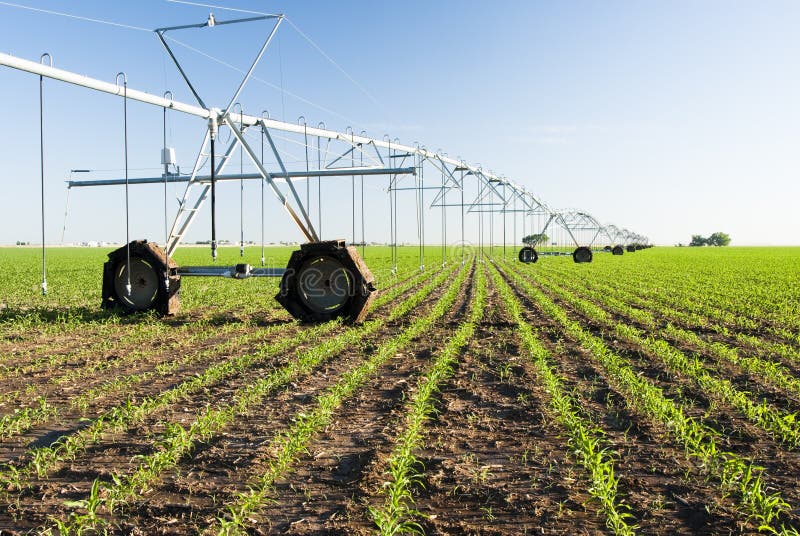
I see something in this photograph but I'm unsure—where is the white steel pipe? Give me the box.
[0,52,211,119]
[0,52,528,201]
[1,53,649,241]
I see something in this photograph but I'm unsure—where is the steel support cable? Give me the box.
[39,53,51,296]
[117,72,132,297]
[283,17,381,108]
[0,2,150,32]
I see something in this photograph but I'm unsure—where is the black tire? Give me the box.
[113,257,159,311]
[277,240,376,323]
[518,246,538,264]
[572,246,593,263]
[101,240,180,316]
[612,245,624,256]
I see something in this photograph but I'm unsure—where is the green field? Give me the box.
[0,245,799,534]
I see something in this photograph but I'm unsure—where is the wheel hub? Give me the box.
[297,256,353,314]
[114,257,159,311]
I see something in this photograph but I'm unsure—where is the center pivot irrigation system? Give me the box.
[2,12,649,324]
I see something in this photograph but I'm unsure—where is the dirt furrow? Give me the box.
[7,266,457,532]
[509,268,800,529]
[251,263,476,535]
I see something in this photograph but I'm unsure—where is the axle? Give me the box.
[177,265,285,279]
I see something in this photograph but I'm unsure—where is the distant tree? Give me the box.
[522,233,548,246]
[707,232,731,247]
[689,235,707,247]
[689,232,731,247]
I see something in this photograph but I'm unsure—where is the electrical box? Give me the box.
[161,147,176,166]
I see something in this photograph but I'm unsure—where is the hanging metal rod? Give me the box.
[0,52,518,192]
[0,52,650,245]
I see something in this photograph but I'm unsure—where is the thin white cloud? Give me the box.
[514,124,602,144]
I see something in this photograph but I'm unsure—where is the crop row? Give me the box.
[0,262,450,503]
[209,261,472,534]
[501,261,798,535]
[490,264,635,534]
[531,268,800,448]
[0,318,263,410]
[541,266,800,405]
[46,261,466,533]
[560,257,800,346]
[0,264,431,440]
[369,262,487,535]
[545,262,800,370]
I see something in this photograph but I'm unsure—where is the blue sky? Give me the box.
[0,0,798,246]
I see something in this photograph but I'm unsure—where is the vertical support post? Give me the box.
[478,175,484,263]
[419,151,425,270]
[489,185,494,260]
[513,190,517,251]
[238,105,245,257]
[441,157,446,267]
[360,130,367,258]
[162,91,173,291]
[348,127,355,246]
[162,91,172,254]
[39,53,51,296]
[209,117,218,261]
[522,197,526,251]
[502,182,506,260]
[261,112,266,266]
[460,167,465,266]
[117,72,132,297]
[317,122,325,239]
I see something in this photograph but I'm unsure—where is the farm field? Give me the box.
[0,245,799,534]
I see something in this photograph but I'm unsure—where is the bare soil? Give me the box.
[0,264,798,534]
